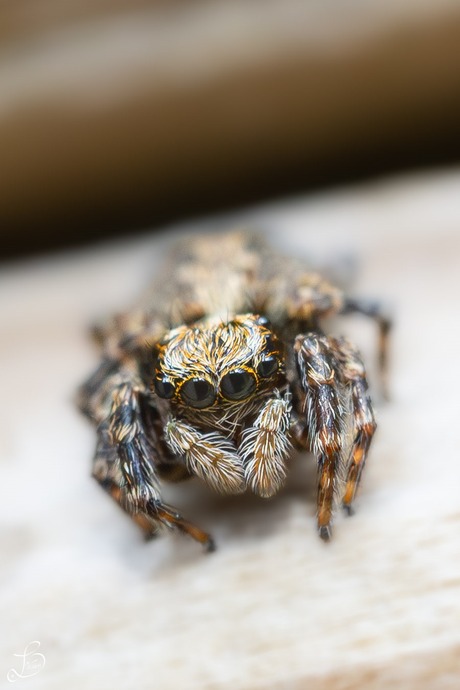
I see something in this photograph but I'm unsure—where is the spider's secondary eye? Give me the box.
[256,315,271,327]
[257,356,278,378]
[181,378,216,408]
[220,370,257,400]
[264,334,276,350]
[154,378,175,399]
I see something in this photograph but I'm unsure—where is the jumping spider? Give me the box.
[79,231,390,550]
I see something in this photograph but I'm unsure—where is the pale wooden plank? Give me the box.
[1,170,459,689]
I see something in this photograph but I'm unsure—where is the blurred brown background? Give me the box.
[2,0,460,258]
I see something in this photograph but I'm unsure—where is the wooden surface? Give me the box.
[3,0,460,249]
[1,170,460,688]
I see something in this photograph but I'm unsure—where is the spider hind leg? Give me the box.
[341,297,392,399]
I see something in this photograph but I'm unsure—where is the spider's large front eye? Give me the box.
[220,369,257,401]
[181,378,216,408]
[154,377,175,399]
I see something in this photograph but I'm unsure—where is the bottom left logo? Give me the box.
[7,641,46,683]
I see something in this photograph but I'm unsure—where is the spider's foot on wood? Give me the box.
[152,502,215,550]
[318,525,332,542]
[342,503,355,517]
[204,536,216,553]
[143,530,159,542]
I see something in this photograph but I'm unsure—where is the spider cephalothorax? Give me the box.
[152,314,289,498]
[154,314,284,413]
[79,231,390,550]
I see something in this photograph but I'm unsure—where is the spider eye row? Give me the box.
[154,357,279,408]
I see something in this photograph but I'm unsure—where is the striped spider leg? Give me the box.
[294,333,376,540]
[79,359,215,551]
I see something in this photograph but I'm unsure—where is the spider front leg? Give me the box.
[295,333,377,538]
[294,333,350,540]
[91,382,215,551]
[239,392,292,498]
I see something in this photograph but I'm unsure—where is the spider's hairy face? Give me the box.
[153,314,284,410]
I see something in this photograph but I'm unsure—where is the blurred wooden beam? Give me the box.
[2,1,460,256]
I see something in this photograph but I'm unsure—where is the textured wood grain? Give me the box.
[1,170,459,689]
